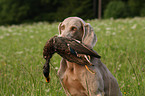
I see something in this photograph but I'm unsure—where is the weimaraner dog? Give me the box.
[57,17,122,96]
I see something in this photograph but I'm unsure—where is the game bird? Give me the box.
[43,36,101,83]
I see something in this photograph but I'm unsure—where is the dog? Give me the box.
[57,17,122,96]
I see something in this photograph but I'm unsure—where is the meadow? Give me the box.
[0,17,145,96]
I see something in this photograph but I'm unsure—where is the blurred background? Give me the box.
[0,0,145,25]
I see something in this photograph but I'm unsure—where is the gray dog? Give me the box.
[57,17,122,96]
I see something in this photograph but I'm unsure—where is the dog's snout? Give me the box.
[60,32,72,38]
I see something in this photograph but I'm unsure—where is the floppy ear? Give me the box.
[82,23,97,48]
[58,22,62,35]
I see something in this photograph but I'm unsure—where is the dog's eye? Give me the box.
[61,25,65,30]
[71,27,77,31]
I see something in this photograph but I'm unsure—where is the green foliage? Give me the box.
[140,4,145,16]
[55,0,94,21]
[0,0,145,25]
[0,0,30,24]
[0,17,145,95]
[104,1,129,19]
[128,0,145,16]
[71,0,94,19]
[0,0,60,25]
[0,0,95,25]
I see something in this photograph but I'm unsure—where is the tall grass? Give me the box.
[0,17,145,96]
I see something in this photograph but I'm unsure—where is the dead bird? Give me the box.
[43,36,101,83]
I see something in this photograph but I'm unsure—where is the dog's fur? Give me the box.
[57,17,122,96]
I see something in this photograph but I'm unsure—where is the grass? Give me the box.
[0,17,145,96]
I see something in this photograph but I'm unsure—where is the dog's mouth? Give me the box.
[60,32,82,42]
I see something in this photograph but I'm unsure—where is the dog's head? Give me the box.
[58,17,97,48]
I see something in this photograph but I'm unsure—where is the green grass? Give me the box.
[0,17,145,96]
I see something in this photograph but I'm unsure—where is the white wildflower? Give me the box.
[119,64,121,68]
[106,28,111,30]
[112,32,116,35]
[8,29,13,32]
[55,67,58,70]
[24,29,28,32]
[0,36,4,39]
[16,51,23,54]
[131,24,137,29]
[5,33,10,36]
[132,77,136,80]
[12,33,17,35]
[96,28,101,31]
[30,36,34,38]
[45,89,50,93]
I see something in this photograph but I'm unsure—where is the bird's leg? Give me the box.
[84,55,93,66]
[85,65,96,74]
[84,55,96,74]
[78,55,96,74]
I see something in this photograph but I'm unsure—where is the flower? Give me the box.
[30,35,34,38]
[16,51,23,54]
[131,24,137,29]
[124,92,127,94]
[0,36,4,39]
[55,67,58,70]
[112,32,116,35]
[45,89,50,92]
[106,27,111,30]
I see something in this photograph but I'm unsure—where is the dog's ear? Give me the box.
[58,22,62,35]
[82,23,97,48]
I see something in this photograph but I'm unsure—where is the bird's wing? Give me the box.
[55,37,101,58]
[68,39,101,58]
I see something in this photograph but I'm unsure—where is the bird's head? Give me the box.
[43,37,56,83]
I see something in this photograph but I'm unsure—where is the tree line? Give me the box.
[0,0,144,25]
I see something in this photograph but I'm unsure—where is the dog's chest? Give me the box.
[59,62,88,95]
